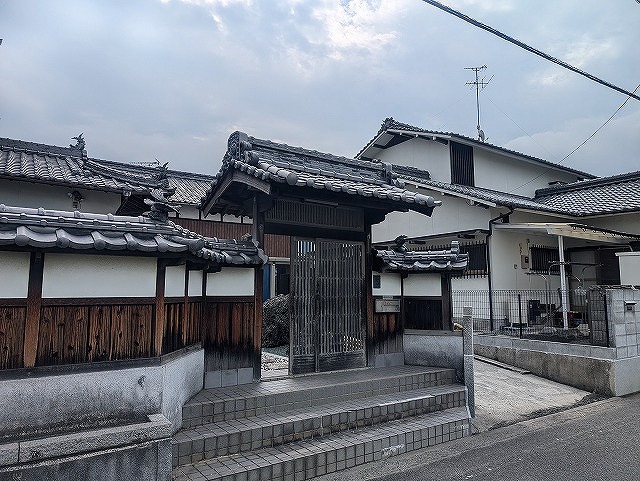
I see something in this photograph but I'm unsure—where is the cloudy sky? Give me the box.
[1,0,639,178]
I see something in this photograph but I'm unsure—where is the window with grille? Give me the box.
[530,245,560,274]
[450,141,474,186]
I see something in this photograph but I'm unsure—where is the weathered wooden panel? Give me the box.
[88,305,111,362]
[37,306,88,366]
[163,301,184,352]
[0,306,26,369]
[372,312,403,355]
[172,218,290,258]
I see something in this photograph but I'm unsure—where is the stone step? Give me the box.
[173,384,467,467]
[172,406,470,481]
[182,366,457,428]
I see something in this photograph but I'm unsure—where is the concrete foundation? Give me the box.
[404,330,464,381]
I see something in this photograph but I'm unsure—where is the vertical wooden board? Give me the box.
[0,307,26,370]
[63,305,89,364]
[35,306,55,366]
[131,304,153,358]
[88,305,111,362]
[231,302,243,350]
[110,304,128,360]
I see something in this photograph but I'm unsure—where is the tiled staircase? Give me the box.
[171,365,470,481]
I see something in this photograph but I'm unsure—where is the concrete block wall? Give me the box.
[606,287,640,359]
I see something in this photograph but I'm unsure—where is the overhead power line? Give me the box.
[421,0,640,102]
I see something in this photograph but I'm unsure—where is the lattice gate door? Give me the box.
[290,238,366,374]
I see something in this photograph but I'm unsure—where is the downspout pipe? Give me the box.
[486,208,514,331]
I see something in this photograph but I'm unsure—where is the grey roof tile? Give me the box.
[0,203,266,266]
[376,241,469,272]
[0,137,215,206]
[200,132,441,215]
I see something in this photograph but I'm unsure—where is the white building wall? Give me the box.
[188,270,203,296]
[0,179,121,213]
[374,138,451,182]
[474,149,583,197]
[372,273,401,297]
[451,277,489,291]
[42,254,157,298]
[372,197,491,243]
[206,268,254,297]
[403,274,441,297]
[586,212,640,236]
[0,251,30,298]
[165,265,186,297]
[617,252,640,285]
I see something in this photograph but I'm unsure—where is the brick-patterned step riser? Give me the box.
[182,369,456,429]
[173,387,466,466]
[172,408,470,481]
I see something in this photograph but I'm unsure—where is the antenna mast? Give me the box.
[465,65,492,141]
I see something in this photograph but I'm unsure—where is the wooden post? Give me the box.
[154,260,166,356]
[183,265,190,347]
[441,273,452,330]
[23,251,44,368]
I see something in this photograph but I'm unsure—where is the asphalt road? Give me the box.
[314,393,640,481]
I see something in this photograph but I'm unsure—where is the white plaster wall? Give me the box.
[374,138,451,182]
[165,265,186,298]
[403,274,441,297]
[451,277,489,291]
[474,149,583,197]
[175,205,201,220]
[0,179,121,213]
[489,229,562,291]
[0,251,30,298]
[206,267,255,297]
[42,254,157,298]
[372,273,401,296]
[617,252,640,285]
[372,197,490,243]
[188,270,204,296]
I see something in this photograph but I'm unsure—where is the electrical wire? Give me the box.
[510,82,640,193]
[421,0,640,102]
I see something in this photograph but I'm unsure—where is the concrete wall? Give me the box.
[42,254,157,298]
[0,347,203,437]
[206,267,254,297]
[0,251,30,298]
[475,287,640,396]
[404,330,464,382]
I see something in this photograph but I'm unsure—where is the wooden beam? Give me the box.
[182,265,189,347]
[364,227,376,367]
[441,274,452,331]
[23,251,44,368]
[154,260,166,356]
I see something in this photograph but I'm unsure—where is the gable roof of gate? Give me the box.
[0,203,266,267]
[200,131,442,217]
[375,241,469,272]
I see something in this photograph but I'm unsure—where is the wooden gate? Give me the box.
[290,238,366,374]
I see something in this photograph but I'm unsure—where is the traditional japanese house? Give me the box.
[200,131,445,375]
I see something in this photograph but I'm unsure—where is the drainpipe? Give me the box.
[486,208,514,331]
[557,235,570,329]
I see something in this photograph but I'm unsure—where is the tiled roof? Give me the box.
[0,204,266,266]
[376,241,468,272]
[357,118,596,180]
[394,164,569,214]
[0,137,214,206]
[534,171,640,216]
[201,132,441,216]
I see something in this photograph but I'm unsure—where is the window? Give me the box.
[450,141,474,186]
[530,245,560,274]
[275,264,290,295]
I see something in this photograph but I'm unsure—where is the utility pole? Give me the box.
[465,65,492,141]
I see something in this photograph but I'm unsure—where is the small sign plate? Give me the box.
[375,298,401,313]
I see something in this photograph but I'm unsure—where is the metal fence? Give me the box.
[452,288,609,346]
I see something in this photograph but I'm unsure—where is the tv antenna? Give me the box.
[465,65,492,141]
